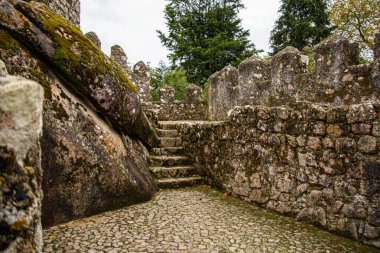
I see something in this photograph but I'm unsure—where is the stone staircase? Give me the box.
[148,121,204,188]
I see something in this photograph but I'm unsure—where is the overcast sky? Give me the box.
[80,0,281,67]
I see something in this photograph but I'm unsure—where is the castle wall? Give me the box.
[142,85,207,122]
[208,34,380,121]
[174,102,380,248]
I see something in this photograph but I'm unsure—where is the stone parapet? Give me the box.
[207,32,380,120]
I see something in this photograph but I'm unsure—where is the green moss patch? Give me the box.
[15,1,136,95]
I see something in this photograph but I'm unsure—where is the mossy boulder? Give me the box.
[0,0,158,148]
[0,1,157,227]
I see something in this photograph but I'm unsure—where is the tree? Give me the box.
[150,61,168,100]
[270,0,332,55]
[150,62,189,101]
[328,0,380,57]
[158,0,258,86]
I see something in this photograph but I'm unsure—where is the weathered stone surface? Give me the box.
[0,59,7,76]
[186,83,202,103]
[358,135,378,154]
[207,66,239,120]
[271,46,306,90]
[133,61,150,101]
[314,34,359,89]
[111,44,129,72]
[172,102,380,247]
[159,86,175,104]
[238,56,270,104]
[85,31,101,49]
[0,69,44,252]
[41,78,156,227]
[0,4,157,228]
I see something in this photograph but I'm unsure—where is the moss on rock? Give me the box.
[15,1,136,93]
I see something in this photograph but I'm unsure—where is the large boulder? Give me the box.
[0,1,157,227]
[0,66,44,252]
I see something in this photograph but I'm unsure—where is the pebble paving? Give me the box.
[43,186,380,253]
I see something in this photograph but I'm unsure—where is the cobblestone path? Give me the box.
[43,186,380,253]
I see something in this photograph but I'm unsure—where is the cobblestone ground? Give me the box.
[44,186,380,253]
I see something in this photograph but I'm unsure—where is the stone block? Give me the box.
[238,56,270,103]
[358,135,377,154]
[207,66,239,120]
[314,34,359,88]
[347,104,377,123]
[133,61,151,101]
[111,44,129,72]
[360,159,380,180]
[327,124,344,138]
[85,31,101,49]
[271,46,306,91]
[335,138,357,153]
[352,123,372,134]
[186,83,202,103]
[373,122,380,136]
[159,86,175,104]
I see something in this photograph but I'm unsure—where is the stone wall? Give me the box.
[0,60,44,252]
[173,102,380,248]
[208,33,380,120]
[143,85,207,121]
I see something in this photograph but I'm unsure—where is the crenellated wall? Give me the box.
[163,32,380,248]
[208,34,380,121]
[143,85,207,122]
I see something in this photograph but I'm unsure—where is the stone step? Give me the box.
[152,147,184,156]
[156,177,204,189]
[150,166,198,179]
[158,121,179,130]
[157,129,178,138]
[148,156,189,167]
[159,137,182,148]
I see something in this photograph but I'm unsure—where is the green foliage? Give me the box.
[164,67,188,100]
[158,0,259,86]
[301,48,315,73]
[328,0,380,58]
[150,62,189,101]
[150,61,168,101]
[270,0,332,55]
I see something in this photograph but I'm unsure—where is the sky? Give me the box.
[80,0,281,68]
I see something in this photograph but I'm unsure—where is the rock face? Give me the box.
[0,62,44,252]
[0,1,157,227]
